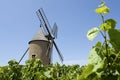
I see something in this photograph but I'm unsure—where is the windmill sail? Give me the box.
[36,11,48,35]
[53,41,63,62]
[39,8,52,32]
[37,8,54,38]
[52,23,58,38]
[49,41,53,63]
[36,8,64,63]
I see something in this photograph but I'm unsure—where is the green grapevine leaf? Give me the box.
[93,58,105,72]
[87,27,99,41]
[95,5,109,14]
[87,72,99,80]
[95,41,102,47]
[88,47,102,65]
[44,71,51,78]
[78,64,94,79]
[100,19,117,31]
[108,29,120,52]
[88,46,106,74]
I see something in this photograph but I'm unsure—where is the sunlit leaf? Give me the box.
[88,47,102,65]
[100,19,117,31]
[44,71,51,78]
[87,27,99,41]
[95,5,109,14]
[78,64,94,79]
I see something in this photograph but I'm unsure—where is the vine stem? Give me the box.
[98,14,105,39]
[100,13,104,23]
[100,13,109,66]
[104,31,109,63]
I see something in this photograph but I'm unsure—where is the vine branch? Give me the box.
[100,13,109,67]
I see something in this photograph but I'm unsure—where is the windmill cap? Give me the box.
[29,29,49,44]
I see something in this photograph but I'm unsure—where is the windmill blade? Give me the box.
[49,43,53,64]
[53,40,63,62]
[46,41,53,56]
[46,41,54,64]
[36,8,54,38]
[39,8,52,34]
[36,10,48,35]
[52,23,58,38]
[19,48,29,63]
[50,51,53,64]
[36,8,63,63]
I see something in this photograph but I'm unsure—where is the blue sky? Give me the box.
[0,0,120,66]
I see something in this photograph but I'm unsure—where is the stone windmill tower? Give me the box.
[19,8,63,65]
[28,29,51,64]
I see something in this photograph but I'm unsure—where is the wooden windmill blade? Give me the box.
[36,10,48,35]
[52,23,58,39]
[39,8,53,36]
[36,8,64,63]
[37,8,54,38]
[49,42,53,64]
[53,41,63,62]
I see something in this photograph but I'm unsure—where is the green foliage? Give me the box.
[108,29,120,52]
[78,64,94,79]
[0,66,10,80]
[100,19,117,31]
[0,60,22,80]
[8,60,22,80]
[95,5,109,14]
[84,0,120,80]
[0,59,85,80]
[88,47,102,65]
[87,27,99,41]
[95,1,109,14]
[21,58,46,80]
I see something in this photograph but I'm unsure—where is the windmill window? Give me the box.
[32,55,36,58]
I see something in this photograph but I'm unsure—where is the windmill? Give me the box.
[19,8,63,65]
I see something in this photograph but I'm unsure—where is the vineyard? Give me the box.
[1,0,120,80]
[0,59,85,80]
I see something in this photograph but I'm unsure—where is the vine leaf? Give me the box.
[87,27,99,41]
[95,5,109,14]
[78,64,94,79]
[88,47,102,65]
[44,71,51,78]
[108,29,120,52]
[100,19,117,31]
